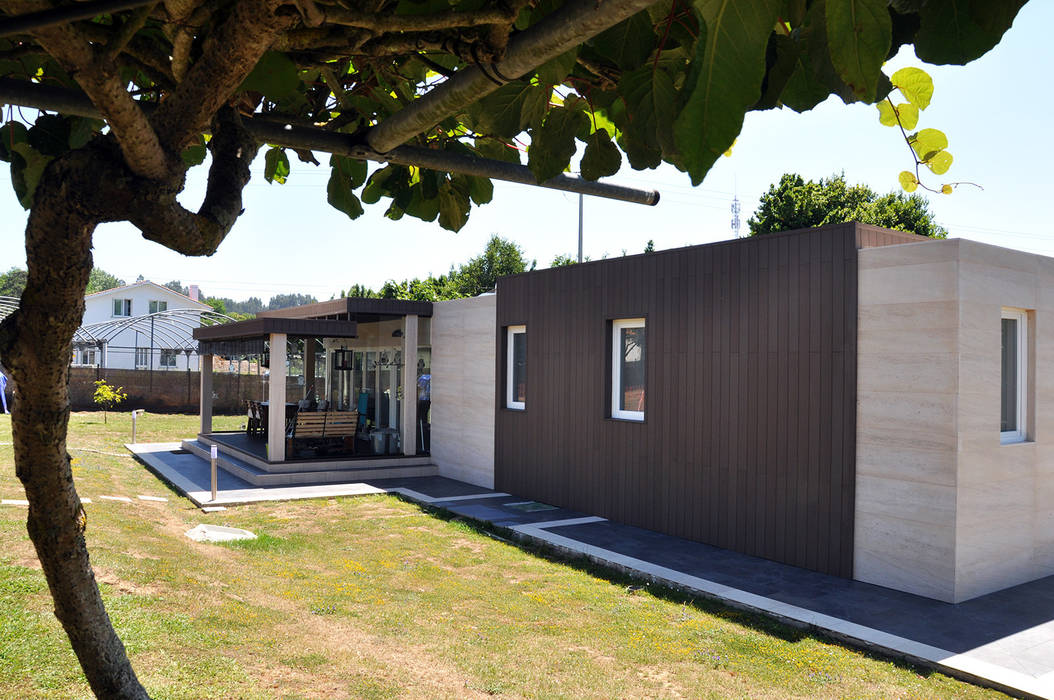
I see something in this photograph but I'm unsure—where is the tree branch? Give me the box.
[149,0,292,152]
[324,4,518,32]
[130,108,259,255]
[14,1,171,179]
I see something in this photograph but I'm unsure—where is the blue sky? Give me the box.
[1,1,1051,301]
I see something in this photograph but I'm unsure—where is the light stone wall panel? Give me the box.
[430,295,496,488]
[857,238,1054,602]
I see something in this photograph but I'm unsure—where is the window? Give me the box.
[611,318,646,421]
[135,347,149,369]
[75,349,96,366]
[160,349,178,368]
[1001,308,1028,443]
[149,300,168,314]
[113,299,132,316]
[506,325,526,410]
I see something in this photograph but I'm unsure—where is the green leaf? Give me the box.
[331,154,367,189]
[361,166,393,204]
[909,127,948,161]
[876,100,897,126]
[475,138,522,165]
[898,170,918,192]
[527,105,588,183]
[824,0,891,101]
[780,1,859,112]
[468,82,549,138]
[10,142,52,209]
[240,51,300,101]
[327,162,364,220]
[465,175,493,205]
[263,147,290,184]
[535,48,580,85]
[27,115,71,157]
[68,117,102,149]
[891,67,933,110]
[618,66,677,159]
[437,177,471,232]
[925,149,953,175]
[915,0,1026,65]
[580,130,622,181]
[589,11,656,70]
[674,0,783,185]
[0,122,29,162]
[181,143,207,167]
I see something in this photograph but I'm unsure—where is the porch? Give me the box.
[191,298,435,483]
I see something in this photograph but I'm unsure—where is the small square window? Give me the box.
[149,300,167,314]
[1001,308,1028,443]
[612,318,645,421]
[506,325,526,410]
[113,299,131,316]
[160,350,178,368]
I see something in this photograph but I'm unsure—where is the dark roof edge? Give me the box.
[258,297,432,319]
[193,317,358,341]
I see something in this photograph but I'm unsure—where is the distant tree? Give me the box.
[644,240,655,253]
[346,284,378,299]
[0,268,28,298]
[204,297,227,314]
[748,173,947,238]
[163,280,189,296]
[550,254,578,267]
[135,274,145,282]
[448,235,534,297]
[85,268,125,294]
[267,293,318,310]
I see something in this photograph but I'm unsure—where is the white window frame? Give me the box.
[149,299,168,314]
[112,299,132,317]
[1001,308,1028,444]
[506,325,526,410]
[159,349,178,368]
[611,318,646,422]
[135,347,150,369]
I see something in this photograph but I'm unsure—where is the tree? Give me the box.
[748,173,948,238]
[85,268,125,294]
[267,293,318,310]
[448,235,535,297]
[0,1,1027,696]
[163,280,189,296]
[0,267,28,298]
[91,380,126,425]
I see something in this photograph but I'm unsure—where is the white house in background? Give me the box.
[73,281,210,371]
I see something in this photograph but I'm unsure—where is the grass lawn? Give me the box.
[0,412,1008,699]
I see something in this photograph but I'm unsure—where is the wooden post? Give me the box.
[200,353,213,435]
[401,315,418,456]
[267,333,287,462]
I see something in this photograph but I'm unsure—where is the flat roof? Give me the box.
[257,297,432,320]
[193,317,358,341]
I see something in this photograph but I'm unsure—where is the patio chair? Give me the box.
[246,400,262,437]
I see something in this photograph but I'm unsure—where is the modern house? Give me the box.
[74,280,211,371]
[188,222,1054,604]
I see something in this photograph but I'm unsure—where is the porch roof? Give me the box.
[257,297,432,321]
[193,317,359,343]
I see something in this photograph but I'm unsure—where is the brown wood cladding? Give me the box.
[494,223,925,578]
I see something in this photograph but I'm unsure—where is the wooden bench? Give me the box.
[287,410,358,456]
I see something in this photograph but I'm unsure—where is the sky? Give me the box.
[1,2,1052,302]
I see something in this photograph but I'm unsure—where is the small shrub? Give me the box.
[92,380,127,424]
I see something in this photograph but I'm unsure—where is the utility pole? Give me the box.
[577,193,584,263]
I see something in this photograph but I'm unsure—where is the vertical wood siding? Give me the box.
[494,223,924,577]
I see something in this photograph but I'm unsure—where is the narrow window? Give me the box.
[135,347,149,369]
[612,318,646,421]
[506,325,526,410]
[160,349,177,368]
[1001,308,1028,443]
[113,299,131,316]
[149,300,167,314]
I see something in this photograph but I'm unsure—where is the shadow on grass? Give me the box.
[395,494,950,684]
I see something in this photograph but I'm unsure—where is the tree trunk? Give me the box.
[2,151,150,699]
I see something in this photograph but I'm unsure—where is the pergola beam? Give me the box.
[0,78,660,206]
[364,0,661,155]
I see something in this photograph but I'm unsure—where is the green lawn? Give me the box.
[0,412,1007,699]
